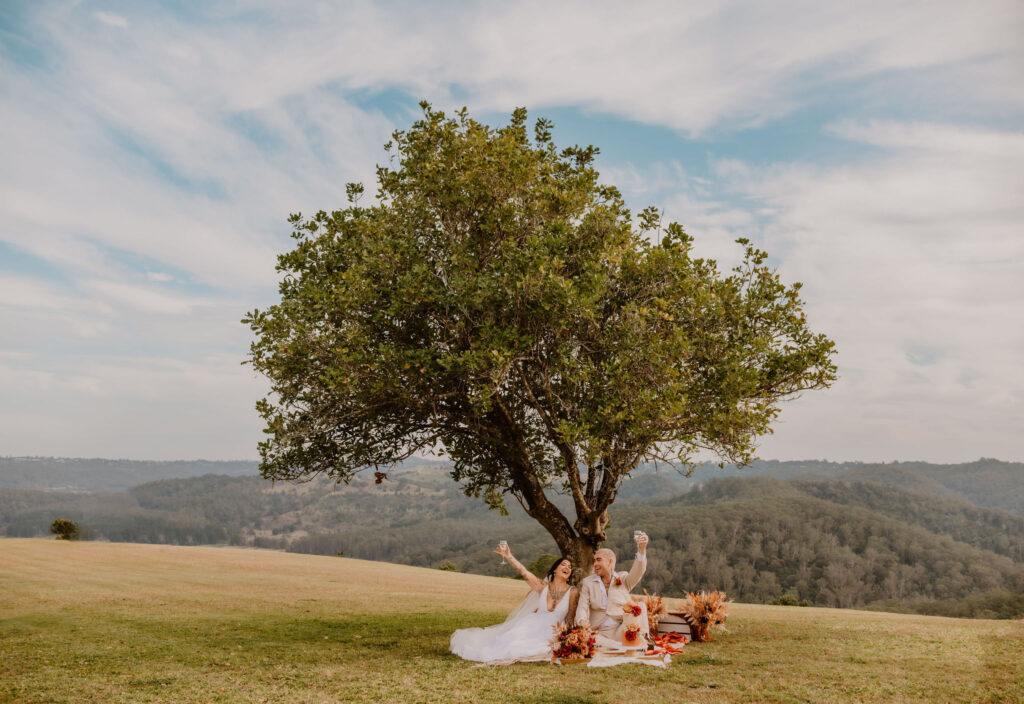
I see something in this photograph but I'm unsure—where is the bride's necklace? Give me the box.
[548,584,568,607]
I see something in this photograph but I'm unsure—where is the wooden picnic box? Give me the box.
[655,612,691,638]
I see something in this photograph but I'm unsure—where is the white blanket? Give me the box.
[583,633,670,667]
[586,651,670,668]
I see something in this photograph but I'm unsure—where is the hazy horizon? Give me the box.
[2,455,1018,466]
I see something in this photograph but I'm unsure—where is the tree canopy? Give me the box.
[243,103,837,572]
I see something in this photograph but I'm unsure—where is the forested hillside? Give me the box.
[2,461,1022,619]
[617,479,1024,618]
[791,479,1024,561]
[828,459,1024,517]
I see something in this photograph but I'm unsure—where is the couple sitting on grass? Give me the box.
[450,534,649,663]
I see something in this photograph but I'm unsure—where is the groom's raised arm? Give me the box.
[624,533,649,591]
[624,553,647,590]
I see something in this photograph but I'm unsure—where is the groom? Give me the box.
[575,533,649,639]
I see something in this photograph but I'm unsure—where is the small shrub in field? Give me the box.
[437,561,458,572]
[50,518,79,541]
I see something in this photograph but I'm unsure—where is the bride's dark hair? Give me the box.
[545,556,572,582]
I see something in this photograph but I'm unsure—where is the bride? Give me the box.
[450,544,578,663]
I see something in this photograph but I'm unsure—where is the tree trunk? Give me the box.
[533,507,609,582]
[565,538,596,585]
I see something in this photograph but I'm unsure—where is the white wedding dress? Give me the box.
[450,584,571,663]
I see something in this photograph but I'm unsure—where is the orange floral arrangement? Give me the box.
[678,590,730,642]
[623,623,641,644]
[550,622,596,661]
[623,600,642,617]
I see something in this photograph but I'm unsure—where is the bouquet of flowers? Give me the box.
[678,590,730,642]
[550,622,596,661]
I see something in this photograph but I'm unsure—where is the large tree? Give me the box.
[244,103,836,574]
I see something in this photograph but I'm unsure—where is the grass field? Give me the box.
[1,539,1022,703]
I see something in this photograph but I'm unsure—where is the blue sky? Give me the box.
[1,1,1022,462]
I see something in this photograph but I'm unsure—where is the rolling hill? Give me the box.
[2,459,1023,619]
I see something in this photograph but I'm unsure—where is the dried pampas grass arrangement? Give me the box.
[642,589,666,633]
[679,590,730,642]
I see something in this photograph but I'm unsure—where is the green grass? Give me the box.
[1,539,1022,703]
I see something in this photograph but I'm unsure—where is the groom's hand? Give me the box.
[637,532,649,555]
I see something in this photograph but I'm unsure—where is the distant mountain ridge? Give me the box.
[2,458,1023,619]
[6,456,1021,511]
[0,457,259,492]
[0,456,462,493]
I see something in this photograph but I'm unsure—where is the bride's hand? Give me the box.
[495,543,512,559]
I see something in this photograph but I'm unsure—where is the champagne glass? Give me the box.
[633,530,643,543]
[498,540,508,565]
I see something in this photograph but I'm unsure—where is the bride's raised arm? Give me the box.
[495,543,545,592]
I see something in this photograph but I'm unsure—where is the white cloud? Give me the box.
[826,120,1024,159]
[85,280,208,316]
[0,16,395,290]
[699,121,1024,462]
[173,0,1021,132]
[93,11,128,29]
[5,1,1019,291]
[0,274,82,311]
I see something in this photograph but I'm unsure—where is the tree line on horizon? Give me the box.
[2,461,1022,620]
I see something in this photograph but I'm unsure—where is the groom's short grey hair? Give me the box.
[596,548,616,563]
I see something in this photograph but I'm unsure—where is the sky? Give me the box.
[1,1,1022,463]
